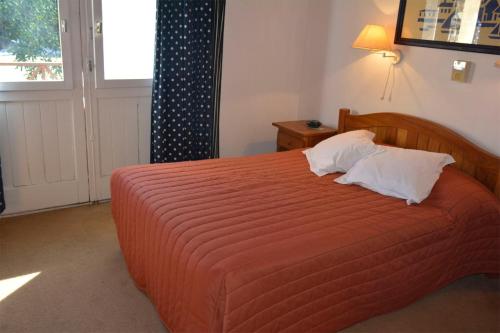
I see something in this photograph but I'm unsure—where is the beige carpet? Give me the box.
[0,203,498,333]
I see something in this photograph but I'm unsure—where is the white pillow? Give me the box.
[335,146,455,204]
[303,130,377,176]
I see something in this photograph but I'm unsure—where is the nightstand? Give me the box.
[272,121,337,152]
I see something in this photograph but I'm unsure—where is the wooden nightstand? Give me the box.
[272,121,337,151]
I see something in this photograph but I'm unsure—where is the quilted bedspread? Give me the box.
[111,150,500,333]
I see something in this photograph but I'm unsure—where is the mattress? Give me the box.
[111,149,500,333]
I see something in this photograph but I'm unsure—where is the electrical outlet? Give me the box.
[451,60,472,83]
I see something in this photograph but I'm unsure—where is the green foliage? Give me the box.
[0,0,62,79]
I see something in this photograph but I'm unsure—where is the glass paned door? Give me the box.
[0,0,73,91]
[0,0,90,214]
[85,0,155,200]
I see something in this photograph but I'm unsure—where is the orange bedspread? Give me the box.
[111,150,500,333]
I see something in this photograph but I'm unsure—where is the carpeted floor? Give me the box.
[0,203,499,333]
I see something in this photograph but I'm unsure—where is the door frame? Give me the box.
[79,0,98,202]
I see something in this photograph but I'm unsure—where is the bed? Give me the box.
[111,109,500,333]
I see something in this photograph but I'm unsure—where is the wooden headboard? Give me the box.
[338,108,500,198]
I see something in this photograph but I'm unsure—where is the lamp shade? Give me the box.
[352,25,391,51]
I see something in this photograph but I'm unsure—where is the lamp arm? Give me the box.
[381,50,401,64]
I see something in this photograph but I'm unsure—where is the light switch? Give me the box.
[451,60,472,83]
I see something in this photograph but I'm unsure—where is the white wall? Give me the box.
[219,0,333,157]
[308,0,500,155]
[220,0,499,157]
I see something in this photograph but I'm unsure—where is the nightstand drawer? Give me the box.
[273,120,336,152]
[277,132,305,150]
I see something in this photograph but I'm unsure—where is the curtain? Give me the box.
[150,0,226,163]
[0,159,5,213]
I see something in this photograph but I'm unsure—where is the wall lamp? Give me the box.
[353,25,402,65]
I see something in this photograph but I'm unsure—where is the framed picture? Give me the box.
[395,0,500,55]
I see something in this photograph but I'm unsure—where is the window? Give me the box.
[0,0,64,82]
[101,0,156,80]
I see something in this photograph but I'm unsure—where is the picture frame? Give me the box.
[395,0,500,55]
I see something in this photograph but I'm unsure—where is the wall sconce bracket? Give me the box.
[381,50,401,65]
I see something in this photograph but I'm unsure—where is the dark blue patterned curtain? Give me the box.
[0,159,5,214]
[151,0,226,163]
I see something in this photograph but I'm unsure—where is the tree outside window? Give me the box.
[0,0,63,82]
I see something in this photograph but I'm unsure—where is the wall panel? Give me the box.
[56,100,77,181]
[0,99,85,214]
[94,96,151,199]
[23,102,45,185]
[5,103,31,187]
[40,101,62,183]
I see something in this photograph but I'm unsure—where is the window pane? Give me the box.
[0,0,64,82]
[102,0,156,80]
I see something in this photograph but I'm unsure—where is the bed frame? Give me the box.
[338,108,500,199]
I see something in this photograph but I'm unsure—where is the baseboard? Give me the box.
[0,200,109,219]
